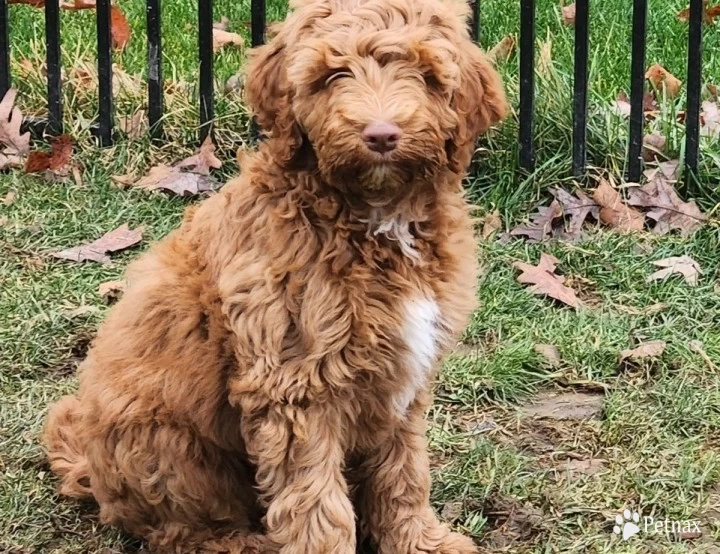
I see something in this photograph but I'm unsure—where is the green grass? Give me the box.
[5,0,720,212]
[3,0,720,552]
[3,163,720,552]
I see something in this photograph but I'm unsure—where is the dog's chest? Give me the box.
[392,296,445,417]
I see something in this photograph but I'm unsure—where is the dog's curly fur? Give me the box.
[44,0,507,552]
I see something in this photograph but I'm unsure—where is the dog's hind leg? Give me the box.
[43,395,94,500]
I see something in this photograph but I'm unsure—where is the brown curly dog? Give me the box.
[43,0,507,552]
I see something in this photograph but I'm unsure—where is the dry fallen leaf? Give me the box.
[628,172,705,236]
[3,190,16,206]
[52,224,143,264]
[550,187,600,240]
[111,5,131,49]
[642,132,667,162]
[561,3,576,25]
[224,71,245,95]
[561,458,606,476]
[534,344,562,366]
[513,253,582,309]
[645,64,682,98]
[619,340,666,362]
[61,0,96,9]
[0,89,31,169]
[212,29,244,52]
[98,279,126,303]
[647,255,702,286]
[213,16,230,31]
[510,200,562,242]
[592,179,645,232]
[440,502,464,523]
[175,136,222,175]
[110,174,136,187]
[677,1,720,24]
[488,35,516,64]
[701,100,720,137]
[118,109,146,140]
[135,165,218,196]
[610,91,658,119]
[522,392,603,420]
[537,36,554,77]
[479,210,502,240]
[24,134,73,174]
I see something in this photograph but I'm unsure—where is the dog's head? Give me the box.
[244,0,507,201]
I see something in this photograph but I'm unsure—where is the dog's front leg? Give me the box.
[242,403,356,554]
[358,405,477,554]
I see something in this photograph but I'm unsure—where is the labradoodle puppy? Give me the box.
[44,0,507,552]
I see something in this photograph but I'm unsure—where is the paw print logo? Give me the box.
[613,509,641,540]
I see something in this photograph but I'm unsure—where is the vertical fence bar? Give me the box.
[0,0,9,98]
[572,0,589,176]
[45,0,62,135]
[146,0,163,139]
[96,0,113,146]
[251,0,266,47]
[519,0,535,172]
[198,0,213,142]
[470,0,480,42]
[685,0,702,183]
[627,0,647,181]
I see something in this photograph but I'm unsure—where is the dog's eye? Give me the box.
[325,69,353,86]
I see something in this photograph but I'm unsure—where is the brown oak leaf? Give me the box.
[701,100,720,137]
[488,35,515,64]
[619,340,666,362]
[513,253,582,309]
[610,91,658,119]
[0,89,31,169]
[212,29,244,52]
[24,134,73,174]
[628,171,705,235]
[647,255,702,286]
[213,16,230,31]
[111,5,131,49]
[135,165,218,196]
[52,224,143,264]
[478,210,502,240]
[175,136,222,175]
[561,3,576,25]
[642,132,667,162]
[645,64,682,98]
[118,109,146,140]
[550,187,599,240]
[510,199,562,242]
[677,1,720,24]
[534,344,562,366]
[98,279,126,303]
[592,179,645,232]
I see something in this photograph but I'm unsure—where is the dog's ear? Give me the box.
[244,29,305,165]
[447,43,508,173]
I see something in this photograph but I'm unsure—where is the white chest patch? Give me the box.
[393,297,441,416]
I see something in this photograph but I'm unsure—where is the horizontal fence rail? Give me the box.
[0,0,708,183]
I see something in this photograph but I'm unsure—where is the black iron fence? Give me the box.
[0,0,708,182]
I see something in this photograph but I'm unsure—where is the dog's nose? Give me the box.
[362,121,402,153]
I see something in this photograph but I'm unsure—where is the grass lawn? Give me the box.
[2,0,720,552]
